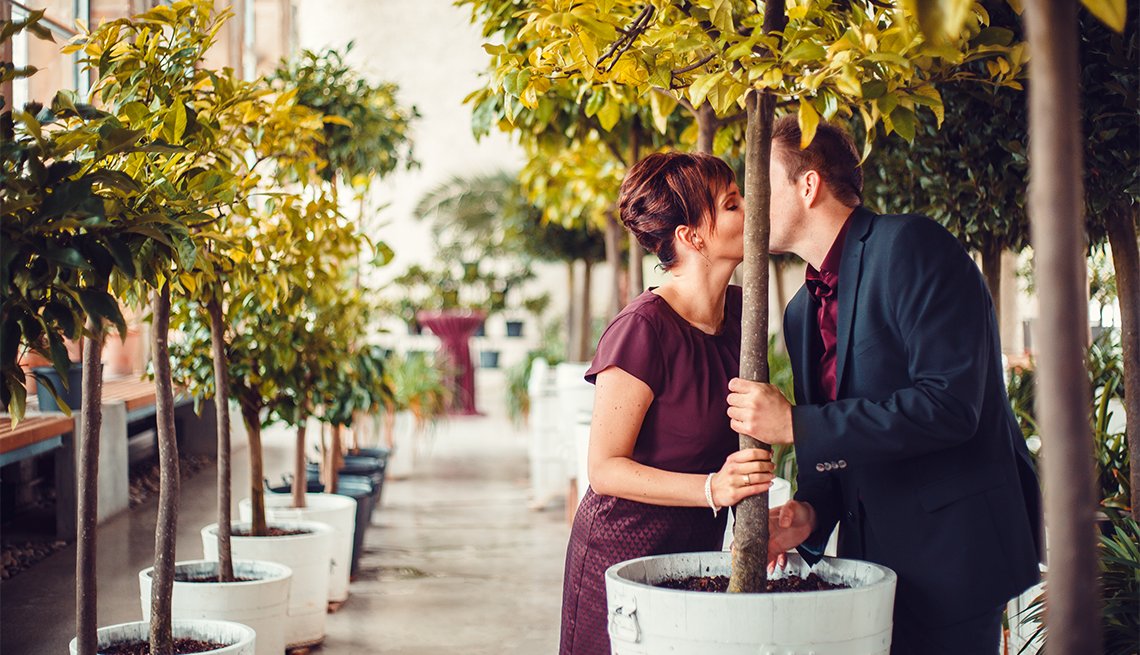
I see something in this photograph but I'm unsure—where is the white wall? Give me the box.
[294,0,584,359]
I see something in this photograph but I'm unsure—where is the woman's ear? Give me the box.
[675,224,701,252]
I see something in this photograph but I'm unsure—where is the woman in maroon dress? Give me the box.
[560,152,775,655]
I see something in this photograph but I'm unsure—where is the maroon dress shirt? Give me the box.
[805,217,852,401]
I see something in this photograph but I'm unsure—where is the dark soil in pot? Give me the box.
[657,572,848,593]
[232,526,310,537]
[99,638,226,654]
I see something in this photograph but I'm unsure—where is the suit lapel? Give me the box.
[833,207,875,397]
[786,290,821,406]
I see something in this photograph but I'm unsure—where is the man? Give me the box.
[726,116,1042,654]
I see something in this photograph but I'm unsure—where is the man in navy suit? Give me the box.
[726,116,1042,654]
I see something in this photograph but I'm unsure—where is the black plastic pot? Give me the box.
[479,350,500,369]
[505,320,524,337]
[266,475,325,494]
[346,447,390,505]
[335,477,373,575]
[306,458,385,511]
[32,363,84,411]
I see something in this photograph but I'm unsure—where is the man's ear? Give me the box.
[801,170,822,207]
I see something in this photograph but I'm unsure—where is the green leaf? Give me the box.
[649,90,678,134]
[97,125,145,156]
[689,71,727,108]
[905,0,973,44]
[597,96,620,131]
[165,100,188,143]
[102,236,137,277]
[861,80,888,100]
[48,332,71,376]
[584,89,605,118]
[87,170,141,195]
[711,0,735,34]
[1080,0,1126,32]
[973,27,1015,47]
[785,41,826,63]
[77,288,127,338]
[7,382,26,422]
[45,247,95,271]
[43,300,78,339]
[890,106,917,142]
[798,98,820,149]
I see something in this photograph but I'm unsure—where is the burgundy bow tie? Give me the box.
[807,278,836,301]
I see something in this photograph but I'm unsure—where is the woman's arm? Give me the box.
[587,366,773,510]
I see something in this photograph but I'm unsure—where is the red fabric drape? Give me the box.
[417,310,485,415]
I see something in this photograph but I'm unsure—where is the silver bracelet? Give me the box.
[704,472,719,517]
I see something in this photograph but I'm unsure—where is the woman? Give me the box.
[560,151,774,655]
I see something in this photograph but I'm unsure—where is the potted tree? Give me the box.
[468,0,1031,648]
[5,3,262,653]
[191,193,350,649]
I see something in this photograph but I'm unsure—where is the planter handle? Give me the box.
[608,595,640,644]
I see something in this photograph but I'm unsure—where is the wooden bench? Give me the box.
[0,414,74,467]
[101,378,158,414]
[100,377,206,463]
[0,414,77,538]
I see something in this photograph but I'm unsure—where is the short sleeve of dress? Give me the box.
[584,312,665,396]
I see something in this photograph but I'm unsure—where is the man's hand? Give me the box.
[726,378,794,445]
[767,500,816,571]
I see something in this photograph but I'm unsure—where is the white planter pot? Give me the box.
[387,410,417,479]
[605,551,896,654]
[527,358,565,508]
[201,521,332,649]
[238,493,356,603]
[69,619,255,655]
[138,560,290,655]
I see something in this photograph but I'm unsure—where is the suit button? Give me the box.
[837,460,847,469]
[845,511,855,521]
[826,462,836,471]
[815,463,826,472]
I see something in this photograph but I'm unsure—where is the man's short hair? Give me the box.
[771,115,863,208]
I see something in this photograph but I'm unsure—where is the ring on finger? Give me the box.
[743,473,751,485]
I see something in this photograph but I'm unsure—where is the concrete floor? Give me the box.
[1,410,569,654]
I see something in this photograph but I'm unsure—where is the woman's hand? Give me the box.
[710,448,774,509]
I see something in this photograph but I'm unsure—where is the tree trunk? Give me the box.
[328,424,342,494]
[206,297,234,582]
[605,212,625,318]
[728,87,777,594]
[149,282,180,655]
[75,321,105,655]
[728,0,786,594]
[1105,206,1140,522]
[566,263,578,361]
[980,241,1003,326]
[696,104,718,154]
[293,418,308,509]
[241,400,268,536]
[1023,0,1102,650]
[578,261,593,361]
[629,119,644,297]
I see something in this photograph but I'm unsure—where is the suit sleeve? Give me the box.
[791,218,993,467]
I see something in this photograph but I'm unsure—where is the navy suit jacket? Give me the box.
[787,207,1042,625]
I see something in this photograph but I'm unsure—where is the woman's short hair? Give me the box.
[618,151,736,270]
[771,115,863,207]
